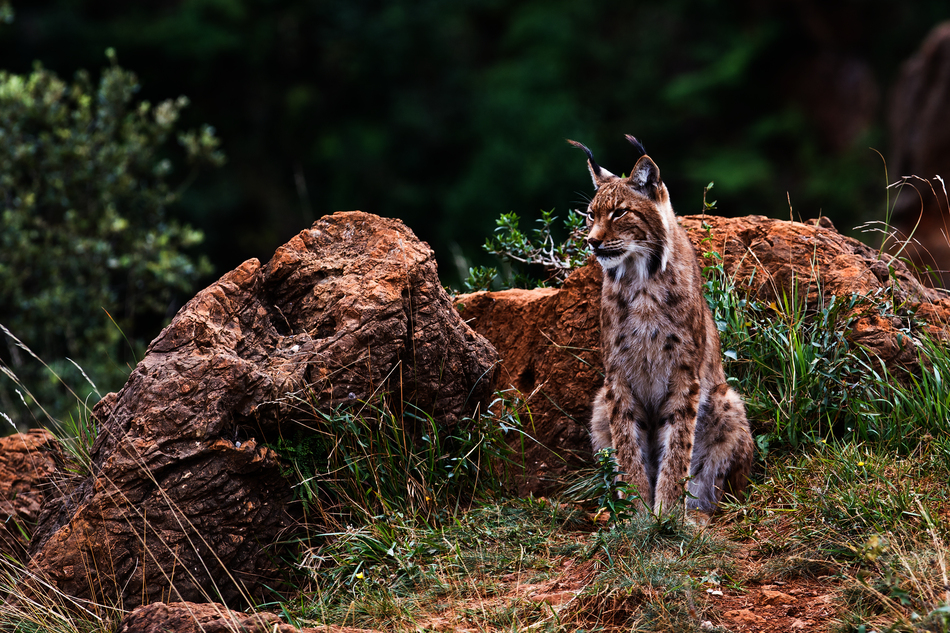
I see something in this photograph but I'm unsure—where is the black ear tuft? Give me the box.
[625,134,647,159]
[568,138,618,189]
[567,139,604,178]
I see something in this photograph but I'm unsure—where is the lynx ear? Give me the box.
[567,139,617,190]
[628,155,661,195]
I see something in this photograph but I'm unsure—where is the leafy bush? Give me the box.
[464,208,589,291]
[0,50,224,426]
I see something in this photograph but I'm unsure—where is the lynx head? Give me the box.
[568,135,675,280]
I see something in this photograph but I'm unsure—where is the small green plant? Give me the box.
[465,208,590,290]
[462,265,499,292]
[564,448,643,525]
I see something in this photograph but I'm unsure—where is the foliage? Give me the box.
[465,208,589,290]
[564,448,643,525]
[274,392,527,529]
[4,2,948,287]
[0,52,224,426]
[699,245,950,454]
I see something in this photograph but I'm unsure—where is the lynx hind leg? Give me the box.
[687,384,754,514]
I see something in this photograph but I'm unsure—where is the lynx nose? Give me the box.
[587,237,603,249]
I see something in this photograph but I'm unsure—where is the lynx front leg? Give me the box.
[611,401,653,510]
[589,386,613,454]
[653,380,700,515]
[591,385,651,510]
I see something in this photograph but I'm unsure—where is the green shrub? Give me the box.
[464,208,589,291]
[0,50,224,427]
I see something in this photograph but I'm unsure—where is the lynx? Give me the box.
[569,135,754,515]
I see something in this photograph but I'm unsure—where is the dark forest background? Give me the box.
[2,0,949,426]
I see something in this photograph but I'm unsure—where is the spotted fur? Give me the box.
[570,136,754,515]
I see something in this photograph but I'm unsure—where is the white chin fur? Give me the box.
[598,244,653,279]
[596,254,626,271]
[597,253,627,277]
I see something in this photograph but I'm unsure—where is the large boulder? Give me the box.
[26,211,498,608]
[0,428,61,562]
[888,21,950,287]
[455,214,950,493]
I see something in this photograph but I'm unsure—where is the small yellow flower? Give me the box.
[857,461,865,466]
[355,572,364,580]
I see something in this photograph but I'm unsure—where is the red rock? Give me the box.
[723,608,766,625]
[456,264,601,493]
[26,212,498,608]
[761,589,796,605]
[0,428,60,561]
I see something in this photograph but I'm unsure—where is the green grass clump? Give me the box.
[273,392,527,530]
[570,516,738,632]
[702,250,950,454]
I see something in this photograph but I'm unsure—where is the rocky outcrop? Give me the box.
[456,265,603,493]
[455,214,950,492]
[0,428,61,562]
[888,21,950,287]
[679,214,948,367]
[26,211,498,609]
[118,601,380,633]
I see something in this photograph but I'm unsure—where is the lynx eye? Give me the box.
[611,209,629,220]
[584,209,594,222]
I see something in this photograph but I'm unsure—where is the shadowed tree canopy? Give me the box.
[3,0,948,281]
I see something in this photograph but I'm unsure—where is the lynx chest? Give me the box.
[600,275,704,410]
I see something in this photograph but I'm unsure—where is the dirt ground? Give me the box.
[404,530,847,633]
